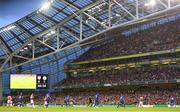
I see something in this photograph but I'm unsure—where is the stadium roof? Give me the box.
[0,0,180,72]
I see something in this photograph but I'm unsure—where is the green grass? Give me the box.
[0,106,179,112]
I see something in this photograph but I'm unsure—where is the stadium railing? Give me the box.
[65,48,180,73]
[54,79,180,90]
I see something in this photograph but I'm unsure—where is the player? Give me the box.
[18,93,24,107]
[70,98,75,105]
[117,95,125,108]
[93,93,100,107]
[64,95,70,106]
[64,96,67,106]
[87,97,93,107]
[30,93,35,108]
[138,96,144,107]
[44,93,51,108]
[169,96,175,107]
[7,95,13,106]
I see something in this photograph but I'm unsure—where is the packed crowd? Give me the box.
[52,89,180,105]
[76,17,180,61]
[59,67,180,87]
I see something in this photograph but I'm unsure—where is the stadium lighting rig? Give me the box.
[37,0,54,13]
[20,49,24,52]
[45,30,56,37]
[23,47,28,50]
[27,43,32,46]
[115,14,121,17]
[20,46,29,52]
[149,0,156,6]
[87,2,107,13]
[0,25,16,33]
[145,0,156,7]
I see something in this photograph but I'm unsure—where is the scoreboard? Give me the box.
[10,74,48,89]
[36,74,48,89]
[10,74,36,89]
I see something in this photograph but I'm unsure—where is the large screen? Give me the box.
[10,74,37,89]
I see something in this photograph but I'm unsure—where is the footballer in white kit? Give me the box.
[138,96,144,107]
[30,93,35,107]
[7,95,13,106]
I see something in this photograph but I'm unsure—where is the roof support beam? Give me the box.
[158,0,168,8]
[59,0,108,29]
[43,35,56,43]
[50,3,100,33]
[168,0,171,8]
[35,39,56,51]
[113,0,136,19]
[13,55,31,60]
[0,1,180,73]
[38,12,83,41]
[136,0,139,19]
[80,15,83,41]
[108,0,112,27]
[39,12,91,40]
[61,27,80,41]
[32,40,35,59]
[0,55,11,70]
[39,7,90,40]
[0,0,116,71]
[56,28,60,49]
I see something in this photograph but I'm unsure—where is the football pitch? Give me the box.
[0,106,179,112]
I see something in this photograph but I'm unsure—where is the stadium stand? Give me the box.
[53,12,180,106]
[73,14,180,62]
[1,1,180,111]
[53,65,180,106]
[58,66,180,87]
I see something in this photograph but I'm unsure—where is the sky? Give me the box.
[0,0,46,27]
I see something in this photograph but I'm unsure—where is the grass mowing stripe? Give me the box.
[0,106,179,112]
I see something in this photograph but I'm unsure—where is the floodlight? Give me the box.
[149,0,156,6]
[24,47,28,50]
[38,0,54,12]
[0,25,16,33]
[116,14,121,17]
[45,30,56,37]
[28,43,32,46]
[51,30,56,34]
[20,49,24,52]
[46,33,51,36]
[145,0,156,7]
[145,3,149,7]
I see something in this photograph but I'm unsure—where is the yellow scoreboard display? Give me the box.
[10,74,37,89]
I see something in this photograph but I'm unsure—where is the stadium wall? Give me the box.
[2,70,10,95]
